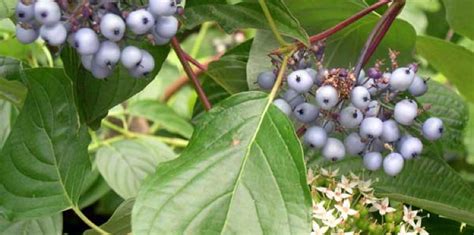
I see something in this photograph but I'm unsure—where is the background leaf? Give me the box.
[0,0,15,20]
[61,45,170,128]
[183,1,309,44]
[95,137,177,199]
[441,0,474,40]
[128,100,194,139]
[0,78,26,106]
[0,68,91,220]
[84,199,134,235]
[0,214,62,235]
[0,100,18,149]
[416,35,474,102]
[132,92,311,234]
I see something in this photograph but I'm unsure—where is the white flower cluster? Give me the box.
[308,168,429,234]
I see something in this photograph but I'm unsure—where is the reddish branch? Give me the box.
[171,37,212,111]
[271,0,391,55]
[354,0,405,78]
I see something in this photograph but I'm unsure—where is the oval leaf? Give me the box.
[416,35,474,102]
[441,0,474,40]
[0,214,62,235]
[0,68,91,220]
[132,92,311,234]
[84,199,134,235]
[96,137,176,199]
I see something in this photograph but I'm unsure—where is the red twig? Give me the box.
[183,53,207,71]
[171,37,212,111]
[354,0,405,78]
[271,0,391,55]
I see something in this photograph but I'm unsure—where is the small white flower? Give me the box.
[313,201,327,219]
[335,199,358,220]
[349,172,360,181]
[328,187,351,202]
[403,206,421,224]
[321,168,339,178]
[357,179,373,193]
[333,229,354,235]
[410,219,428,235]
[311,221,329,235]
[337,175,358,194]
[360,193,377,205]
[369,198,396,215]
[308,168,315,184]
[321,209,342,228]
[398,224,416,235]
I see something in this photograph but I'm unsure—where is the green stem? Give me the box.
[72,207,109,234]
[88,135,126,152]
[258,0,288,47]
[269,49,295,100]
[191,22,212,58]
[102,120,135,138]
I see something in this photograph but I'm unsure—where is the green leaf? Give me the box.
[0,78,27,106]
[78,166,111,209]
[84,199,134,235]
[0,0,15,20]
[0,56,23,81]
[286,0,416,66]
[424,213,474,235]
[0,68,91,220]
[61,45,170,128]
[0,214,62,235]
[417,81,469,158]
[314,156,474,225]
[205,39,252,94]
[132,92,311,234]
[193,75,231,119]
[183,1,309,45]
[128,100,194,139]
[416,35,474,102]
[95,136,177,199]
[247,31,279,90]
[0,100,18,149]
[441,0,474,40]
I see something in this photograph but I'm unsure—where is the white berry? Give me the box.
[257,71,276,90]
[351,86,371,110]
[344,133,366,156]
[16,24,39,44]
[40,22,67,46]
[304,126,327,149]
[34,0,61,26]
[390,67,415,91]
[408,75,428,97]
[129,50,155,78]
[100,13,126,42]
[381,119,400,143]
[360,117,383,139]
[399,136,423,159]
[126,9,155,35]
[394,99,418,125]
[287,70,313,93]
[339,106,363,129]
[322,138,346,161]
[293,102,319,123]
[73,28,100,55]
[154,16,179,39]
[94,41,121,68]
[16,1,35,22]
[148,0,178,17]
[121,46,143,69]
[316,85,339,110]
[383,153,404,176]
[422,117,443,140]
[363,152,382,171]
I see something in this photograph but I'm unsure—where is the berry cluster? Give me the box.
[15,0,182,79]
[258,47,444,176]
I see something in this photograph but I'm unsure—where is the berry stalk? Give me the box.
[171,37,212,111]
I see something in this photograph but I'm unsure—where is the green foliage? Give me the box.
[0,0,15,20]
[84,199,134,235]
[183,0,309,44]
[416,35,474,102]
[132,92,311,234]
[441,0,474,40]
[0,68,90,220]
[95,137,177,199]
[61,45,171,128]
[0,214,62,235]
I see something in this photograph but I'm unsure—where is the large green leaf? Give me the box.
[133,92,311,234]
[128,100,194,139]
[61,45,170,128]
[0,68,91,220]
[78,166,111,209]
[0,56,23,81]
[416,35,474,102]
[286,0,416,66]
[0,214,62,235]
[441,0,474,40]
[417,81,468,158]
[84,199,134,235]
[313,156,474,225]
[96,136,176,199]
[183,1,309,45]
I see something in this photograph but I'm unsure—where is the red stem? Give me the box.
[271,0,391,55]
[171,37,212,111]
[354,0,405,78]
[184,53,208,71]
